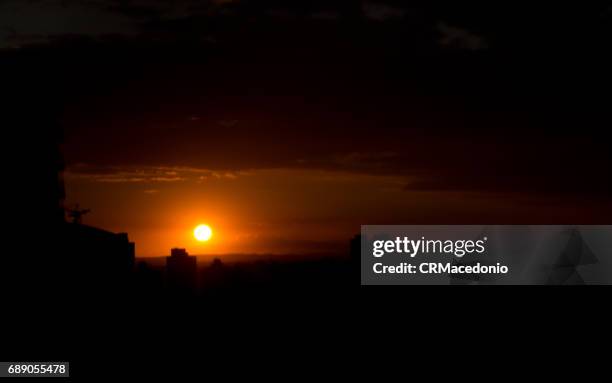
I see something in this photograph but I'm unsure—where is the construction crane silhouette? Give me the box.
[66,204,90,224]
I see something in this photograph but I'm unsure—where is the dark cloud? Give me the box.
[361,1,406,21]
[65,164,242,183]
[437,22,487,51]
[4,1,612,200]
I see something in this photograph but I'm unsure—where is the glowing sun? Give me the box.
[194,224,213,242]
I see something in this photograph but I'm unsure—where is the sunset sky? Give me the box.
[3,1,611,256]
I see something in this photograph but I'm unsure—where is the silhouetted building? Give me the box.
[166,248,197,295]
[61,223,136,295]
[134,261,164,299]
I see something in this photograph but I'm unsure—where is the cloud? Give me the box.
[362,1,406,21]
[333,151,400,169]
[8,2,610,199]
[65,164,244,184]
[437,21,488,51]
[0,0,137,48]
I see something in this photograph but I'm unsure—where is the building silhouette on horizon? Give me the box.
[62,222,136,292]
[166,248,197,295]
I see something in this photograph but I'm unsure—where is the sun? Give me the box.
[194,224,213,242]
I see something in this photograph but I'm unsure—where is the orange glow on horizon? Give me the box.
[64,168,412,256]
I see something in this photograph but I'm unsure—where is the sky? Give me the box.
[3,1,611,256]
